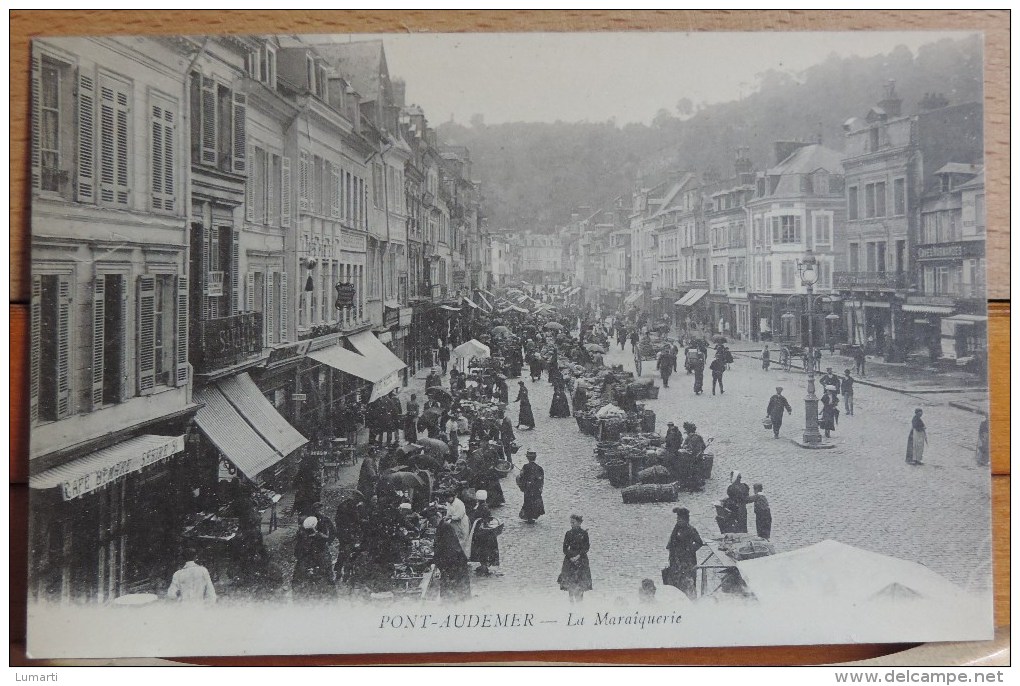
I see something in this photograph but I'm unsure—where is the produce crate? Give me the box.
[645,386,660,400]
[605,460,632,488]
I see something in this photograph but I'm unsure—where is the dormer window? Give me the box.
[246,45,276,88]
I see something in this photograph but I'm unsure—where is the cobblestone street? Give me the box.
[466,339,992,601]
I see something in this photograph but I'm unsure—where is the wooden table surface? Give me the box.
[8,10,1010,666]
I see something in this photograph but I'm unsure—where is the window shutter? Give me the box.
[175,275,189,386]
[31,54,41,190]
[76,70,96,203]
[266,153,275,225]
[56,274,73,418]
[151,103,165,210]
[200,76,216,165]
[90,274,105,409]
[278,270,288,342]
[281,156,292,227]
[244,165,255,222]
[330,163,341,218]
[30,276,41,424]
[795,216,803,241]
[137,275,156,394]
[264,271,275,345]
[99,78,130,206]
[299,150,309,210]
[232,92,246,173]
[246,270,255,311]
[231,229,240,316]
[119,283,130,402]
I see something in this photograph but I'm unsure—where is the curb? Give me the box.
[948,401,990,417]
[732,351,985,397]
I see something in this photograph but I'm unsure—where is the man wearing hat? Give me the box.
[681,422,706,458]
[841,370,855,416]
[665,507,704,600]
[517,451,545,523]
[664,422,683,453]
[819,367,840,392]
[766,387,793,439]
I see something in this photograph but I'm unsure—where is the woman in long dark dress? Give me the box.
[528,353,544,382]
[906,408,928,465]
[547,349,564,385]
[517,451,545,523]
[665,507,704,600]
[549,379,572,418]
[515,381,536,430]
[819,388,839,438]
[725,471,751,534]
[557,514,592,602]
[434,519,471,602]
[468,493,500,575]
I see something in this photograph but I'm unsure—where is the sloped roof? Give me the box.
[310,40,386,102]
[956,170,984,191]
[934,162,981,177]
[651,173,696,218]
[767,143,844,176]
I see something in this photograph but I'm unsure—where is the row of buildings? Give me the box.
[29,35,492,602]
[556,83,987,368]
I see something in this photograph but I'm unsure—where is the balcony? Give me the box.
[193,312,263,374]
[833,271,907,291]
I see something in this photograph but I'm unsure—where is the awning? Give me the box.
[463,297,481,310]
[676,289,708,307]
[31,434,186,500]
[943,314,987,325]
[217,372,308,457]
[901,304,955,314]
[310,331,406,402]
[383,299,401,310]
[452,339,490,359]
[476,292,494,311]
[510,304,528,313]
[194,386,285,481]
[624,292,642,305]
[439,304,461,312]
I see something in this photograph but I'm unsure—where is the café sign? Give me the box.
[915,241,983,261]
[60,435,185,501]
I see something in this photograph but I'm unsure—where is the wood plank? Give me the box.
[7,10,1010,301]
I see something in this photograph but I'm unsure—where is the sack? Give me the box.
[762,416,773,430]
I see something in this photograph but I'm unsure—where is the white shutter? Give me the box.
[264,271,275,345]
[200,76,216,165]
[299,150,309,210]
[55,275,73,419]
[150,99,176,211]
[232,92,246,173]
[76,70,96,203]
[30,275,41,424]
[266,152,276,225]
[281,156,292,227]
[175,275,189,386]
[278,270,288,342]
[98,75,130,206]
[137,275,156,394]
[330,163,340,218]
[244,163,254,222]
[30,54,41,190]
[246,270,255,311]
[231,229,240,316]
[90,274,105,409]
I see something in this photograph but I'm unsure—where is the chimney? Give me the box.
[734,147,752,176]
[773,140,809,165]
[878,79,902,117]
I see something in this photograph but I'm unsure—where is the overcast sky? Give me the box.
[327,31,975,126]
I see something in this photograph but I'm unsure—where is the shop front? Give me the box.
[675,288,709,334]
[30,432,191,603]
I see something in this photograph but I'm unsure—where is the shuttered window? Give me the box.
[232,92,246,173]
[33,274,74,423]
[280,156,292,227]
[33,54,74,195]
[299,150,310,210]
[330,162,341,218]
[175,275,188,386]
[98,73,131,206]
[150,94,176,212]
[136,276,156,394]
[278,270,288,342]
[190,72,244,174]
[252,146,266,224]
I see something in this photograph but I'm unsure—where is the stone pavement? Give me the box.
[253,340,992,603]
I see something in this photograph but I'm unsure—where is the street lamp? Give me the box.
[797,250,822,446]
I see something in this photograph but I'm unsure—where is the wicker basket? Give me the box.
[493,460,513,478]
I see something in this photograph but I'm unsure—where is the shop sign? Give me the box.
[335,282,357,309]
[340,231,367,253]
[906,295,955,307]
[383,306,400,328]
[266,340,311,368]
[61,435,185,501]
[915,242,982,261]
[398,307,413,327]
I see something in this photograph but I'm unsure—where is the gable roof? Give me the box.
[310,40,387,102]
[767,143,844,176]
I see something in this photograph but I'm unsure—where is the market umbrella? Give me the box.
[492,325,512,338]
[543,321,564,330]
[711,334,728,344]
[425,386,452,402]
[417,437,451,457]
[584,343,607,354]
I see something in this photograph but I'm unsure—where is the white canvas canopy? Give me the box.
[452,339,491,360]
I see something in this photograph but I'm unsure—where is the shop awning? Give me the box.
[675,289,708,307]
[309,331,406,403]
[31,434,186,500]
[901,304,955,314]
[217,372,308,457]
[942,314,987,325]
[476,292,494,311]
[439,304,461,312]
[463,297,481,310]
[194,386,285,481]
[624,292,642,305]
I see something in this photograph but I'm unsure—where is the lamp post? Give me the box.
[798,250,822,446]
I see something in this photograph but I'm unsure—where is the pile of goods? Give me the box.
[627,379,660,400]
[594,433,665,488]
[621,483,680,504]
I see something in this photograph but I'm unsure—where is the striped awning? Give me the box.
[194,387,285,481]
[901,304,955,314]
[217,372,307,457]
[675,289,709,307]
[31,434,186,500]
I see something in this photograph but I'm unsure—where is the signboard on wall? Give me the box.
[335,282,357,309]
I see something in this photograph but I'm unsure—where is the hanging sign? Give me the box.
[335,282,357,309]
